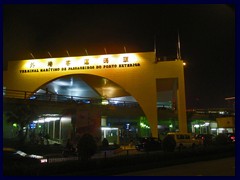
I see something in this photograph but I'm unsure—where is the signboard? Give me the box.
[19,54,141,74]
[216,117,235,128]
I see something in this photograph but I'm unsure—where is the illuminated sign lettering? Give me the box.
[30,62,35,68]
[84,59,89,65]
[48,61,53,67]
[103,58,109,64]
[123,57,128,62]
[66,60,71,66]
[19,54,141,74]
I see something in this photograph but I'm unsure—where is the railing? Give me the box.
[3,89,34,99]
[3,89,139,107]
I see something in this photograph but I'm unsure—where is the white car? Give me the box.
[167,132,202,149]
[3,147,48,165]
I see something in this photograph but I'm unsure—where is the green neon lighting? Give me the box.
[140,122,150,129]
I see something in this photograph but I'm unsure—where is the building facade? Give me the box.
[3,52,187,143]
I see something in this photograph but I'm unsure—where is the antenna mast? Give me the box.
[30,53,35,59]
[154,34,158,63]
[177,31,181,60]
[154,34,157,54]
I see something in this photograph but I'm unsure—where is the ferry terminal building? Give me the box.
[3,51,188,145]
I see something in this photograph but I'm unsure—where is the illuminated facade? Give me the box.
[3,52,187,137]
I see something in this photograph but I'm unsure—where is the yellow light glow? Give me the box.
[183,62,186,66]
[102,87,115,97]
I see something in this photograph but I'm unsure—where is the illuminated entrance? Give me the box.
[3,52,187,138]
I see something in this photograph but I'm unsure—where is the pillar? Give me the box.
[177,74,187,133]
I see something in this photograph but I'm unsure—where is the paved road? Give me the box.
[115,157,235,176]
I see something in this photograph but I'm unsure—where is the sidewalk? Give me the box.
[120,145,136,150]
[92,146,137,159]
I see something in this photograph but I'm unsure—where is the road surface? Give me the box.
[115,157,235,176]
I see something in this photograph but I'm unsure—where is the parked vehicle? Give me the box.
[135,137,162,151]
[167,132,202,150]
[3,147,48,166]
[62,147,78,157]
[195,134,215,146]
[225,133,235,143]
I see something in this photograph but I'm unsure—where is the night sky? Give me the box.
[3,4,235,109]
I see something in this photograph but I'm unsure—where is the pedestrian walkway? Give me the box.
[120,145,136,150]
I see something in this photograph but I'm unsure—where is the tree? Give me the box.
[77,133,97,161]
[162,135,176,152]
[5,103,38,144]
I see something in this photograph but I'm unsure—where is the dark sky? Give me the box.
[3,4,235,109]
